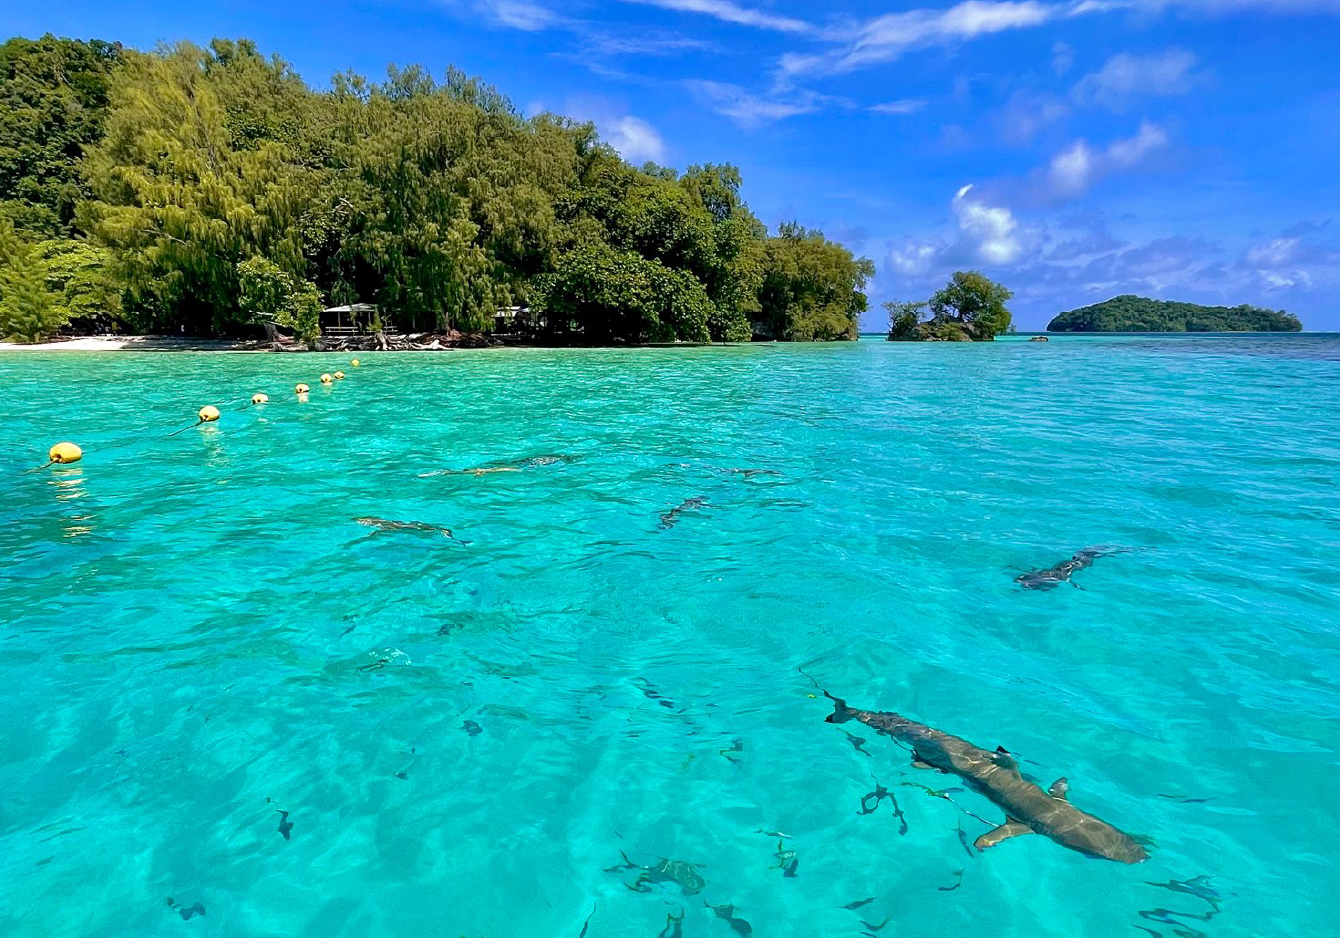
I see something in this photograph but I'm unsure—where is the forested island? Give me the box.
[885,271,1014,341]
[0,35,873,346]
[1047,296,1302,333]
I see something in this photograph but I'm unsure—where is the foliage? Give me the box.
[38,239,121,324]
[884,300,926,340]
[80,41,308,335]
[0,221,67,341]
[0,35,120,238]
[1047,295,1303,332]
[532,243,711,343]
[0,33,872,344]
[887,271,1013,342]
[757,223,874,341]
[237,256,323,344]
[928,271,1013,338]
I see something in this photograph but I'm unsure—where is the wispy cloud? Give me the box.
[684,79,845,126]
[781,1,1076,77]
[1046,121,1170,196]
[613,0,813,33]
[998,48,1195,143]
[1073,49,1199,108]
[870,98,929,115]
[584,33,718,56]
[473,0,564,31]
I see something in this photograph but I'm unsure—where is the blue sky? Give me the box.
[7,1,1340,329]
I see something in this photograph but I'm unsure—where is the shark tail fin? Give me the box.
[823,690,853,724]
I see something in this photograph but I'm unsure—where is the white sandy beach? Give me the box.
[0,336,270,352]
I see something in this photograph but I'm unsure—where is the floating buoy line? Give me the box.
[32,357,371,469]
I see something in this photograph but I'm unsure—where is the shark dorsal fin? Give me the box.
[989,746,1019,771]
[1048,777,1070,801]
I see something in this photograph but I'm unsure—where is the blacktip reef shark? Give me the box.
[824,693,1149,863]
[1015,546,1134,590]
[353,517,466,544]
[419,455,578,477]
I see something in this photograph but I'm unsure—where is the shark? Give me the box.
[658,497,708,530]
[1015,546,1131,590]
[353,517,465,543]
[824,693,1149,864]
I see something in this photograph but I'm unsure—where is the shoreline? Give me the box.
[5,332,1333,354]
[0,334,746,353]
[0,336,271,353]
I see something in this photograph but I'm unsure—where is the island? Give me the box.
[1047,296,1302,333]
[0,35,873,347]
[885,271,1014,342]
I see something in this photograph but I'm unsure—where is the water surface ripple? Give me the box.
[2,336,1337,937]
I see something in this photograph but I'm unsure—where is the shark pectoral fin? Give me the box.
[1048,777,1070,801]
[911,758,937,770]
[974,821,1033,851]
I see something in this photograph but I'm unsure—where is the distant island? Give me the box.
[1047,296,1302,333]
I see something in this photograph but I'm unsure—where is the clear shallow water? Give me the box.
[2,336,1338,938]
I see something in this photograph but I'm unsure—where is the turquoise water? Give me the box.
[2,336,1338,938]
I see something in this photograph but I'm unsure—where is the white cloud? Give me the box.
[585,33,717,56]
[613,0,813,33]
[476,0,562,30]
[684,79,842,126]
[1245,237,1301,267]
[870,98,929,115]
[1073,49,1199,108]
[782,1,1075,76]
[1052,40,1076,76]
[1141,0,1340,12]
[954,183,1025,264]
[1046,121,1169,196]
[603,115,667,163]
[888,240,941,274]
[1107,120,1169,165]
[1048,141,1096,196]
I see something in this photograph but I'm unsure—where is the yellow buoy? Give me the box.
[295,383,310,394]
[198,405,221,423]
[320,373,333,384]
[351,359,360,367]
[251,393,269,405]
[49,442,83,464]
[334,371,345,380]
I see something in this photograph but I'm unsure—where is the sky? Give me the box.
[6,1,1340,330]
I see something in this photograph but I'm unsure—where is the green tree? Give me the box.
[757,223,874,340]
[0,32,872,345]
[928,271,1013,339]
[533,243,711,344]
[38,239,121,325]
[884,300,926,340]
[0,222,66,341]
[80,41,308,334]
[0,35,121,238]
[237,256,322,345]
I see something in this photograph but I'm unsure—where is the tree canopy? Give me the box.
[886,271,1013,342]
[1047,296,1302,332]
[0,33,873,345]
